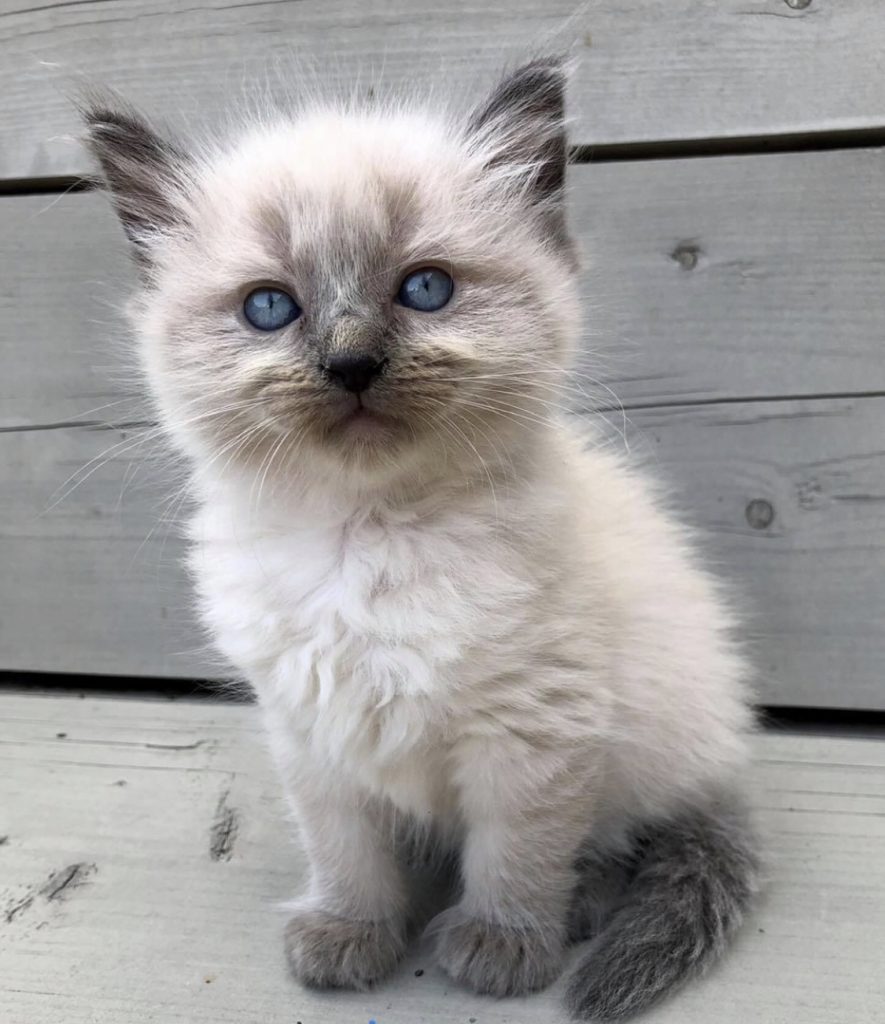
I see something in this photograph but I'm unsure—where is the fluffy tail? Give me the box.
[565,794,760,1021]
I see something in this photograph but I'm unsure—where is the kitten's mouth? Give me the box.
[330,396,398,439]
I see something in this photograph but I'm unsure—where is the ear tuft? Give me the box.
[468,56,571,246]
[79,97,190,266]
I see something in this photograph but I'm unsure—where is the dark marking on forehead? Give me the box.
[380,177,422,255]
[254,198,298,279]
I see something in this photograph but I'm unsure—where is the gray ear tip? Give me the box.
[73,88,165,157]
[522,52,570,74]
[472,55,571,129]
[77,99,148,141]
[80,108,124,142]
[75,95,187,170]
[507,53,572,90]
[73,82,128,124]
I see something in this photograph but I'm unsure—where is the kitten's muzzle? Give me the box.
[322,353,386,394]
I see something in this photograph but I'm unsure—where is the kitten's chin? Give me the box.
[310,397,415,469]
[331,404,398,442]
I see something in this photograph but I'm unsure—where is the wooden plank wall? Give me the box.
[2,1,884,708]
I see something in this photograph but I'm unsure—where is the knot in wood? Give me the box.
[671,242,701,271]
[746,499,775,530]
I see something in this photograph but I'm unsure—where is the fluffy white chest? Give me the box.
[190,498,535,811]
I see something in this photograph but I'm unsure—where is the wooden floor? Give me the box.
[2,693,883,1024]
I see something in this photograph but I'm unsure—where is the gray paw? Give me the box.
[431,908,564,997]
[284,908,405,990]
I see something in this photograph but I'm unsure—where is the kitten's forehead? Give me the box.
[188,107,489,290]
[201,109,472,220]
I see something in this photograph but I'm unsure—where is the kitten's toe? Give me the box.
[430,907,563,997]
[284,908,405,990]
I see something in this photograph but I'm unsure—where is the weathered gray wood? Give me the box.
[3,397,885,708]
[2,0,885,182]
[1,692,883,1023]
[4,151,885,702]
[628,398,885,711]
[0,423,210,679]
[5,148,885,428]
[574,147,885,406]
[0,194,140,430]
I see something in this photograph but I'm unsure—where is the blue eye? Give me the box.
[243,287,301,331]
[397,267,453,312]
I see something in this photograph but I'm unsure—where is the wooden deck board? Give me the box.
[1,693,884,1024]
[3,1,885,182]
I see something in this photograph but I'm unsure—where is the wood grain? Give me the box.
[5,147,885,428]
[0,422,210,680]
[627,398,885,710]
[2,0,885,182]
[1,692,883,1023]
[4,117,885,702]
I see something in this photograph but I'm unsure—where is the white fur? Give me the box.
[189,426,750,842]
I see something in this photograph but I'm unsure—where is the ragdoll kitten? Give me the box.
[82,57,759,1020]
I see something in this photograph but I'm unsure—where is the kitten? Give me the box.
[82,57,759,1020]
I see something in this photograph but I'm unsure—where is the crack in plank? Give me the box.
[144,739,211,751]
[209,789,239,861]
[5,861,97,923]
[5,892,35,923]
[40,862,96,902]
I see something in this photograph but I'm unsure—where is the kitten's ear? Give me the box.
[80,99,191,267]
[467,56,571,248]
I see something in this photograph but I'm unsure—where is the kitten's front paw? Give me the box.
[284,908,405,990]
[431,908,564,997]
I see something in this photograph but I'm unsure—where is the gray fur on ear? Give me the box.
[467,56,571,246]
[80,99,190,266]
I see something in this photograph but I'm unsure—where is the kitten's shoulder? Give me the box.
[549,415,669,511]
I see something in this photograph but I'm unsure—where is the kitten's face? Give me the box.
[86,60,579,488]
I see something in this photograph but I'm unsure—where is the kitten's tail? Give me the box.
[565,793,760,1021]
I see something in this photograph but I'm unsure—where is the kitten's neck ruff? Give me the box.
[192,413,555,530]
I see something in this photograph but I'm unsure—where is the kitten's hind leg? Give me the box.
[430,733,592,997]
[567,848,636,944]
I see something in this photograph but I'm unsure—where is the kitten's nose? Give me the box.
[323,354,384,394]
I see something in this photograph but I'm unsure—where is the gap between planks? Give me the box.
[5,122,885,197]
[7,392,885,437]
